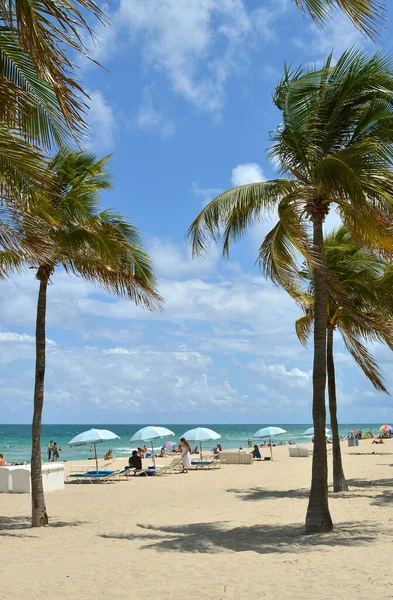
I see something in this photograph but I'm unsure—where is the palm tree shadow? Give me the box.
[99,521,386,555]
[346,478,393,489]
[0,515,88,536]
[227,487,309,501]
[226,487,369,501]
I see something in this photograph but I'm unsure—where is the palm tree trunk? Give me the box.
[327,326,348,493]
[31,266,51,527]
[305,212,333,534]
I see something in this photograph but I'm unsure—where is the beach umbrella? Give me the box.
[130,426,175,467]
[164,441,177,449]
[68,428,120,473]
[303,427,330,436]
[181,427,221,461]
[253,426,287,460]
[379,425,392,432]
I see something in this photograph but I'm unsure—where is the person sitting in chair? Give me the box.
[128,450,142,470]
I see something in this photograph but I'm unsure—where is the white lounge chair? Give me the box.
[153,457,182,476]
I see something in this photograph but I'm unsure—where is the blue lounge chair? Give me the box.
[68,470,119,483]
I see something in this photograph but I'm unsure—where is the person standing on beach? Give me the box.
[47,441,53,462]
[51,442,59,462]
[180,438,191,474]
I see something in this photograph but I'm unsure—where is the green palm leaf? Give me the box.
[294,0,384,39]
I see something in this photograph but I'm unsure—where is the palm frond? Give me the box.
[0,125,49,202]
[295,314,313,346]
[0,26,70,147]
[294,1,385,43]
[342,329,388,392]
[187,179,297,258]
[12,149,163,312]
[0,0,109,137]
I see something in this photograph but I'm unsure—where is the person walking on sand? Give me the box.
[47,440,53,462]
[180,437,191,474]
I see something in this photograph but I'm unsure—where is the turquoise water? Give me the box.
[0,423,383,463]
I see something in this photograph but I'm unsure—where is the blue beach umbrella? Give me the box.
[68,428,120,473]
[130,426,175,467]
[253,426,287,460]
[181,427,221,461]
[303,427,330,436]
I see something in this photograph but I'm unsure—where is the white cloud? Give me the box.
[0,332,35,343]
[0,340,242,420]
[97,0,292,118]
[86,89,115,150]
[231,163,265,186]
[248,358,311,389]
[0,332,55,344]
[149,237,220,279]
[137,87,176,137]
[116,0,251,113]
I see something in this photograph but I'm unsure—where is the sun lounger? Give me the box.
[67,470,120,483]
[190,459,221,470]
[67,466,152,483]
[153,457,182,476]
[69,462,111,474]
[191,452,221,469]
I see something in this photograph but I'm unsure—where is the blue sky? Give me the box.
[2,0,393,424]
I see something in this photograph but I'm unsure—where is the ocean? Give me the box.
[0,423,383,463]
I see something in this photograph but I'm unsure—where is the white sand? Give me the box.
[2,441,393,599]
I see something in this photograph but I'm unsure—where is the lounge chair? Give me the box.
[68,462,111,474]
[190,457,221,469]
[67,470,120,483]
[153,456,182,476]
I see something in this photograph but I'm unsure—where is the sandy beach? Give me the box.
[2,441,393,599]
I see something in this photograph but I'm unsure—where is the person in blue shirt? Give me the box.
[252,445,262,460]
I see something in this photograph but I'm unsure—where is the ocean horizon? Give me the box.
[0,423,384,462]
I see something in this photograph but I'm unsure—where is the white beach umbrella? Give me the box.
[181,427,221,460]
[303,427,330,436]
[68,428,120,473]
[253,426,287,460]
[130,426,175,467]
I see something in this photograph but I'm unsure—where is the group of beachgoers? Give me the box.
[0,453,26,466]
[104,439,195,475]
[47,440,61,462]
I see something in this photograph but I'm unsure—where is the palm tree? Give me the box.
[2,150,163,526]
[296,227,393,492]
[187,48,393,533]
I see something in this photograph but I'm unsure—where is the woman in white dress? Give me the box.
[180,437,192,473]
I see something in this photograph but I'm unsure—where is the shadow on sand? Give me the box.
[99,520,387,555]
[226,486,374,502]
[0,515,88,537]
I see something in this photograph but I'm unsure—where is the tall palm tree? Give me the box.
[187,48,393,533]
[2,150,163,527]
[296,227,393,492]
